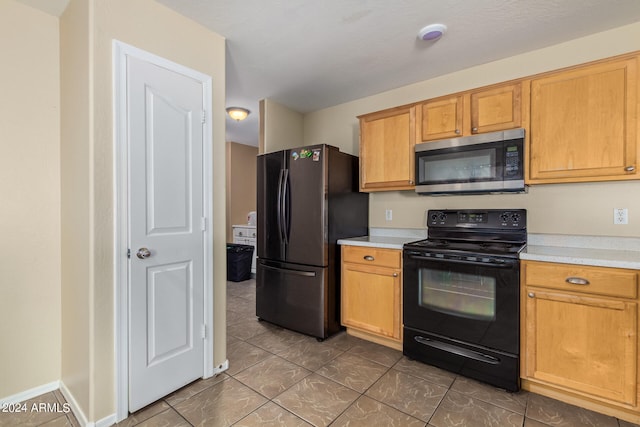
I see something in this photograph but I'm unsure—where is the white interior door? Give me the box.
[127,55,205,412]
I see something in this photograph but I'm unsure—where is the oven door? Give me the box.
[403,251,520,354]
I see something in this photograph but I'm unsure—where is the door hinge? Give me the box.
[127,248,131,259]
[201,324,206,339]
[201,217,207,231]
[201,110,206,124]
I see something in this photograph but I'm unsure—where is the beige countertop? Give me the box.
[522,234,640,270]
[340,230,640,270]
[337,235,420,250]
[338,228,426,250]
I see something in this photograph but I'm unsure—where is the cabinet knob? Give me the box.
[392,272,398,277]
[527,292,535,298]
[363,255,375,261]
[472,127,478,133]
[455,129,461,135]
[625,165,636,172]
[408,180,414,185]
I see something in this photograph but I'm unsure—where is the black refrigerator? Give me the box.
[256,144,369,339]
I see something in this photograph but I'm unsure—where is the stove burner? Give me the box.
[405,209,527,258]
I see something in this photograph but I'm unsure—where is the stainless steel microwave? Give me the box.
[415,128,525,195]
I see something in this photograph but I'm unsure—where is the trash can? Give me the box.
[227,244,254,282]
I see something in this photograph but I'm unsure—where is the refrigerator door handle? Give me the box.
[277,169,286,243]
[261,263,316,277]
[282,168,290,244]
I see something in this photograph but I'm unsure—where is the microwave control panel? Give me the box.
[504,144,521,176]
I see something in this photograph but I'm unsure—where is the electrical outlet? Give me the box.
[614,208,628,225]
[385,209,393,221]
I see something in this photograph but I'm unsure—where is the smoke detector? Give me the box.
[418,24,447,41]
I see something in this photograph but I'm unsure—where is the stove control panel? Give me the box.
[405,250,518,266]
[427,209,526,229]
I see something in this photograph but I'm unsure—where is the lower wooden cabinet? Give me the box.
[521,260,640,419]
[341,246,402,348]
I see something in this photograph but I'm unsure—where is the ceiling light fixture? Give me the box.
[226,107,250,121]
[418,23,447,41]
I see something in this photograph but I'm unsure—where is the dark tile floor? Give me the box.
[3,278,639,426]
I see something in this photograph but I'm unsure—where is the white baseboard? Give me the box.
[0,381,60,405]
[0,381,117,426]
[95,413,117,427]
[59,381,90,427]
[58,381,117,427]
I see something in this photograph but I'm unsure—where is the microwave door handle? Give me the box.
[408,254,516,268]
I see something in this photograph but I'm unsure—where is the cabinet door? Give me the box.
[359,106,415,191]
[529,56,638,182]
[419,95,463,141]
[525,288,637,405]
[341,262,401,340]
[470,83,522,134]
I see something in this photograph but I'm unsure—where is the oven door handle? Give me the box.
[414,336,500,365]
[408,254,516,268]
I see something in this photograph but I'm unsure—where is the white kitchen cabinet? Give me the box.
[232,225,257,274]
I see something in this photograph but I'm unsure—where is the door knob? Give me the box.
[136,248,151,259]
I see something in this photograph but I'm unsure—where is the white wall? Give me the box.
[0,0,61,399]
[226,142,258,241]
[261,99,304,153]
[59,0,91,416]
[304,22,640,237]
[60,0,227,421]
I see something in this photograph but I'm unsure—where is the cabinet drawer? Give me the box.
[342,246,401,269]
[523,261,638,299]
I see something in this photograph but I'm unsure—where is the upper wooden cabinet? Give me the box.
[529,55,639,183]
[418,82,523,142]
[358,105,415,192]
[470,83,523,134]
[418,95,463,141]
[357,51,640,191]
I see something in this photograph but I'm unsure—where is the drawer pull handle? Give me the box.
[363,255,375,261]
[566,277,590,286]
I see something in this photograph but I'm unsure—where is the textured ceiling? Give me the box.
[156,0,640,147]
[19,0,640,147]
